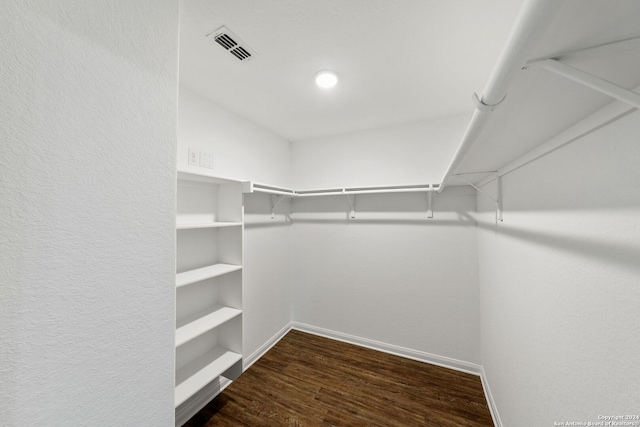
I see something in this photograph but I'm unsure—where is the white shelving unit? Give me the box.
[175,166,244,418]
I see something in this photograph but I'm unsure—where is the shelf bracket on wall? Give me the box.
[427,185,434,219]
[344,192,356,219]
[524,58,640,110]
[454,172,503,222]
[270,195,286,219]
[496,175,503,222]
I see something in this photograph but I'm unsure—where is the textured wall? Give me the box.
[0,1,178,425]
[477,109,640,425]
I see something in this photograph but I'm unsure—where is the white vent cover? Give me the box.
[207,26,255,62]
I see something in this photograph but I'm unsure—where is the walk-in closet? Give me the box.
[2,1,639,426]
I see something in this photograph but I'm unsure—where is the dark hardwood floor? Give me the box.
[184,330,494,427]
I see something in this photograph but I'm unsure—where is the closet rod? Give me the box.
[438,0,561,193]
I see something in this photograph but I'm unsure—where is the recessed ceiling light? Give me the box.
[315,70,338,89]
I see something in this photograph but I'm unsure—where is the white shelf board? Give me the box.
[177,166,243,185]
[175,305,242,348]
[176,221,242,230]
[176,264,242,288]
[175,347,242,408]
[243,181,296,196]
[244,180,440,197]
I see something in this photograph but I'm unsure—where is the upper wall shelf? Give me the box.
[177,165,244,185]
[243,181,439,219]
[242,181,440,197]
[439,1,640,192]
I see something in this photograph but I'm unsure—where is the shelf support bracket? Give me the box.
[345,193,356,219]
[270,195,286,219]
[427,185,433,219]
[454,172,503,222]
[525,59,640,110]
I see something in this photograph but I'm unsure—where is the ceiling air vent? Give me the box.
[207,26,255,62]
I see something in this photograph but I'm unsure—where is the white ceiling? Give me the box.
[179,0,525,142]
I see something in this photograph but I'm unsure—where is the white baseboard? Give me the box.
[244,322,293,370]
[290,322,482,376]
[480,366,502,427]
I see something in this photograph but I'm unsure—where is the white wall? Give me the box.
[243,195,292,362]
[292,114,469,188]
[0,2,178,425]
[291,187,481,364]
[477,109,640,425]
[178,86,292,186]
[290,116,481,365]
[177,88,293,361]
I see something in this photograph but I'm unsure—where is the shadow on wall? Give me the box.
[476,220,640,274]
[244,193,292,228]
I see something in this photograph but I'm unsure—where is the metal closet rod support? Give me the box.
[270,194,286,219]
[524,58,640,110]
[453,172,503,222]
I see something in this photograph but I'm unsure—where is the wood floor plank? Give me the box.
[183,330,493,427]
[314,386,424,427]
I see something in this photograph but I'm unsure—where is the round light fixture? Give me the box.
[315,70,338,89]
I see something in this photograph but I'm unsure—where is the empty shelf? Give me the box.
[175,347,242,407]
[176,221,242,230]
[175,305,242,348]
[177,167,243,185]
[176,264,242,288]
